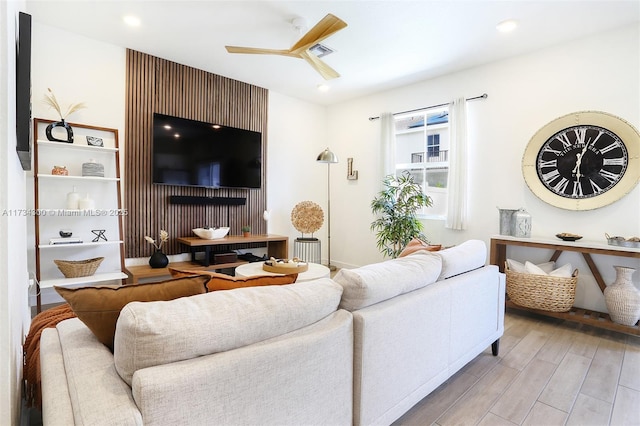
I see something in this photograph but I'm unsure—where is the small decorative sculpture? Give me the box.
[291,201,324,240]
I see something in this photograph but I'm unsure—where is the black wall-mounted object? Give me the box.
[169,196,246,206]
[16,11,32,171]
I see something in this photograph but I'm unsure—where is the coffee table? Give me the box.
[235,262,330,282]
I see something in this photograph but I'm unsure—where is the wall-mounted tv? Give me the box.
[152,113,262,189]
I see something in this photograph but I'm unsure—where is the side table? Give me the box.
[293,238,321,264]
[235,262,330,283]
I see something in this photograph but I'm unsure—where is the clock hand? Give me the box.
[572,152,583,176]
[572,138,592,177]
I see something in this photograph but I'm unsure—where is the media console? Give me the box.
[125,234,289,284]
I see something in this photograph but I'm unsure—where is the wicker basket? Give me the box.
[505,263,578,312]
[54,257,104,278]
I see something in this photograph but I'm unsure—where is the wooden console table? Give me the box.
[490,235,640,336]
[126,234,288,284]
[177,234,288,267]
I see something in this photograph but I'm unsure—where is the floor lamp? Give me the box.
[316,147,338,271]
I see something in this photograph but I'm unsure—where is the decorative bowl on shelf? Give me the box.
[556,233,583,242]
[605,233,640,248]
[192,227,230,240]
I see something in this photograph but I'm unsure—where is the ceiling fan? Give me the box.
[225,13,347,80]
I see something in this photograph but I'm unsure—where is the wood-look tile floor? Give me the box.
[394,309,640,426]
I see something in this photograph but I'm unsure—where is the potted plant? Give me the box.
[241,225,251,237]
[370,171,433,258]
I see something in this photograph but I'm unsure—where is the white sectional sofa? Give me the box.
[39,240,505,425]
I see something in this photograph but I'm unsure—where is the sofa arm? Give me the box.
[40,318,143,425]
[40,328,74,426]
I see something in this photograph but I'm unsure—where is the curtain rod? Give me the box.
[368,93,488,121]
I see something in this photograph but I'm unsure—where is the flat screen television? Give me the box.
[152,113,262,189]
[16,11,32,171]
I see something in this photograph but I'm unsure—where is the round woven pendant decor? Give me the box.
[291,201,324,234]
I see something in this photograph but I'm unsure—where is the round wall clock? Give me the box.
[522,111,640,210]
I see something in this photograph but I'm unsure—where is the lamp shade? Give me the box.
[316,148,338,163]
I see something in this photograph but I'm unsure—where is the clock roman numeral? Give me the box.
[573,128,587,145]
[589,178,604,194]
[552,177,570,194]
[600,169,621,184]
[599,141,621,154]
[542,147,562,156]
[539,159,557,169]
[572,181,583,198]
[555,133,573,149]
[542,169,561,183]
[603,157,625,166]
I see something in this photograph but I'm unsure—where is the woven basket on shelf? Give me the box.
[505,263,578,312]
[54,257,104,278]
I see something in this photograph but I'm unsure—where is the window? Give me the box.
[394,107,449,219]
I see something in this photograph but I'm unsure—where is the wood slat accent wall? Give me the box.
[124,50,268,258]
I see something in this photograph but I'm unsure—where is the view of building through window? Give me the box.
[394,107,449,219]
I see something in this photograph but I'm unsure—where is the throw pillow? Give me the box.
[167,267,298,291]
[54,275,209,351]
[524,261,573,278]
[506,259,555,274]
[398,238,442,257]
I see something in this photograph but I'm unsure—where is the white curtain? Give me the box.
[446,97,468,230]
[380,113,395,180]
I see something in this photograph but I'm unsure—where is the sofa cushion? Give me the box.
[168,267,298,291]
[54,275,208,350]
[333,250,442,311]
[435,239,487,280]
[398,238,442,257]
[113,278,343,386]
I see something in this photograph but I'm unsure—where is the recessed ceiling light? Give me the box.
[163,125,171,130]
[317,84,330,92]
[123,15,141,27]
[496,19,517,33]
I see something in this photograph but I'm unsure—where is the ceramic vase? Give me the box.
[45,119,74,143]
[604,266,640,326]
[148,250,169,268]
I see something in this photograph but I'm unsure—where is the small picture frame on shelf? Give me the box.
[86,136,104,147]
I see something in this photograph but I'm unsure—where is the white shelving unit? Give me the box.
[33,118,127,311]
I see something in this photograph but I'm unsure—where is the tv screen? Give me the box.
[152,113,262,189]
[16,11,32,171]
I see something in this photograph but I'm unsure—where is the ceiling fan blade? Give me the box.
[300,50,340,80]
[290,13,347,53]
[225,46,293,56]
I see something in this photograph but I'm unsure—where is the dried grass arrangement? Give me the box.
[43,88,86,121]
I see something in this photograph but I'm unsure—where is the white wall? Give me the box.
[1,1,31,423]
[266,92,329,257]
[325,24,640,311]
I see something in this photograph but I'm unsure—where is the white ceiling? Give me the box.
[25,1,640,106]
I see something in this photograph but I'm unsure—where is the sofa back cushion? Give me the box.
[113,278,343,385]
[333,250,442,311]
[435,239,487,280]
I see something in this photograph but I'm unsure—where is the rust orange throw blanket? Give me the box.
[23,303,76,408]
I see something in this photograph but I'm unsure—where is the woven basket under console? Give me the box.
[505,263,578,312]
